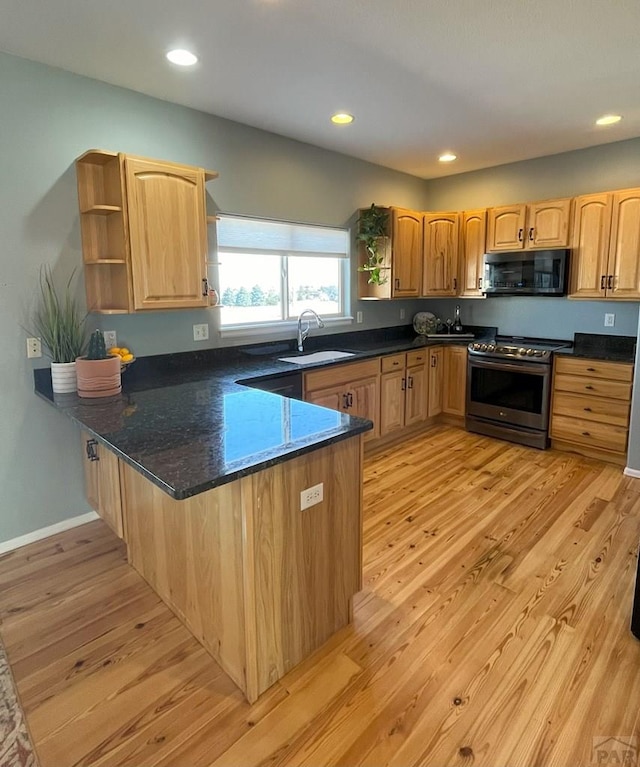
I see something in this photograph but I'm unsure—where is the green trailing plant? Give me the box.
[33,266,87,363]
[356,204,390,286]
[86,329,109,360]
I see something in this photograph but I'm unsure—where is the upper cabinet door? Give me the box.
[486,205,526,251]
[609,188,640,300]
[391,208,423,297]
[569,193,612,299]
[459,209,487,297]
[126,157,209,310]
[422,212,460,296]
[527,198,572,248]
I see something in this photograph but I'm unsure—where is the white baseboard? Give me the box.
[0,511,100,555]
[624,467,640,479]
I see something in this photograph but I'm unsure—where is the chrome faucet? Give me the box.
[297,309,325,352]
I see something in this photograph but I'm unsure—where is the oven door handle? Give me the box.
[468,358,549,375]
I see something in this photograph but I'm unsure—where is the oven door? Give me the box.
[466,356,551,431]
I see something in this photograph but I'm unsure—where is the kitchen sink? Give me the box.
[278,350,356,365]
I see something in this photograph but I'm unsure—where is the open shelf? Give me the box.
[81,204,122,215]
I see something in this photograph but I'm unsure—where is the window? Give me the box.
[213,215,350,330]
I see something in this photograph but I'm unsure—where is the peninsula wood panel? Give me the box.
[122,462,248,693]
[240,437,362,699]
[3,429,640,767]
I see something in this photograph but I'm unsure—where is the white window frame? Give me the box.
[212,214,352,337]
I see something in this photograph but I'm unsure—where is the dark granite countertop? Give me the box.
[554,333,636,364]
[35,324,493,500]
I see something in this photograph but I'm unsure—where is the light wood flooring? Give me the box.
[1,426,640,766]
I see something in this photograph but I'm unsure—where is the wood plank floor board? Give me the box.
[1,427,639,767]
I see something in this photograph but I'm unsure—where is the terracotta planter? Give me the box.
[76,355,122,398]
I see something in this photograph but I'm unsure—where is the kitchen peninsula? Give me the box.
[35,347,372,703]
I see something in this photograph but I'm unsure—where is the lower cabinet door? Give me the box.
[81,431,125,539]
[428,348,443,417]
[443,346,467,416]
[405,364,427,426]
[306,387,342,412]
[380,370,406,435]
[350,377,380,441]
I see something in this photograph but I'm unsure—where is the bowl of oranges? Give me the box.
[108,346,135,370]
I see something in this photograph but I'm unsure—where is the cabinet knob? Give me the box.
[85,438,99,462]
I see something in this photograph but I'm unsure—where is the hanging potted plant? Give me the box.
[32,266,87,394]
[356,204,390,286]
[76,329,122,398]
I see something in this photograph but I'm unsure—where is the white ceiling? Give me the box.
[1,0,639,179]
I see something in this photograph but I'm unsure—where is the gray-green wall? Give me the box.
[2,50,640,545]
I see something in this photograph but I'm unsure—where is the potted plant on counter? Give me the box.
[32,266,87,394]
[356,204,391,286]
[76,329,122,398]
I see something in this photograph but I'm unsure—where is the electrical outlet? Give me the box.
[604,313,615,327]
[103,330,117,349]
[400,308,406,320]
[26,337,42,358]
[300,482,324,511]
[193,323,209,341]
[356,311,363,324]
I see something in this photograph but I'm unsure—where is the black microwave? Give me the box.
[483,249,569,296]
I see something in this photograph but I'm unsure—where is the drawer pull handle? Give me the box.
[528,227,534,241]
[395,278,400,289]
[478,278,482,289]
[401,377,407,391]
[407,376,414,389]
[586,367,596,372]
[393,361,400,366]
[518,228,523,242]
[608,275,614,290]
[583,407,593,412]
[582,431,591,436]
[585,385,594,390]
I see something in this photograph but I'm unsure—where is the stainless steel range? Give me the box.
[466,336,570,449]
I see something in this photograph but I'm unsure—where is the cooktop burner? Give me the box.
[468,336,570,362]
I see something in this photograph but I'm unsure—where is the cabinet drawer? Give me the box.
[553,374,631,401]
[304,358,379,392]
[554,356,633,382]
[381,354,406,373]
[406,350,427,367]
[550,415,628,453]
[552,391,630,427]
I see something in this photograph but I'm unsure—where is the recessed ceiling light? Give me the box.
[438,152,457,163]
[596,114,622,126]
[166,49,198,67]
[331,113,354,125]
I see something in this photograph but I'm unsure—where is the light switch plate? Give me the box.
[604,313,615,327]
[193,323,209,341]
[103,330,117,349]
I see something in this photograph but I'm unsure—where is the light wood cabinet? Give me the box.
[379,351,428,435]
[486,198,571,252]
[459,209,487,297]
[304,359,380,441]
[442,346,467,416]
[391,208,423,297]
[76,150,218,313]
[570,188,640,300]
[550,356,633,465]
[422,212,459,296]
[428,347,443,417]
[80,431,125,539]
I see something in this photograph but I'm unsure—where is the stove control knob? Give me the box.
[480,343,488,351]
[534,350,544,357]
[518,348,527,355]
[526,348,535,356]
[487,343,496,351]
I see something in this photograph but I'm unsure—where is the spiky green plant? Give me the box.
[33,266,87,363]
[86,329,109,360]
